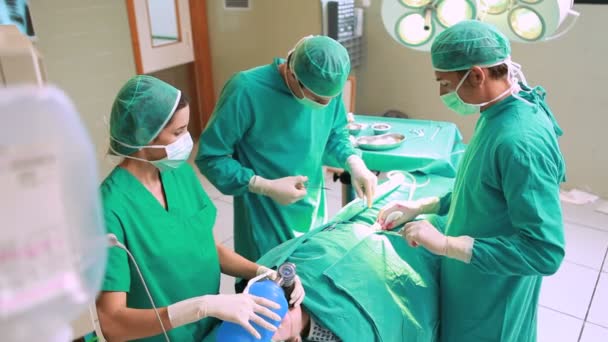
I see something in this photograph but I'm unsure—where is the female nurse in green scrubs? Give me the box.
[95,75,304,342]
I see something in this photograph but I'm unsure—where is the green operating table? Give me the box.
[325,115,465,205]
[327,115,466,177]
[352,115,465,177]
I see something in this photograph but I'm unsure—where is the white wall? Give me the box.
[357,4,608,197]
[206,0,322,98]
[29,0,136,180]
[28,0,136,336]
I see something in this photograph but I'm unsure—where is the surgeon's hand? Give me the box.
[249,175,308,205]
[376,200,423,230]
[346,155,377,208]
[402,220,448,255]
[168,293,281,339]
[402,221,475,263]
[377,197,441,230]
[257,266,306,306]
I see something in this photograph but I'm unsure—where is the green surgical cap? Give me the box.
[431,20,511,72]
[109,75,180,156]
[291,36,351,98]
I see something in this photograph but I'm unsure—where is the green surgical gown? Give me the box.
[195,58,357,262]
[101,164,221,342]
[440,86,566,341]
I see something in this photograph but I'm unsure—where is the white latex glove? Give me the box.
[376,201,422,230]
[402,220,474,263]
[249,175,308,205]
[257,266,306,306]
[376,197,440,230]
[346,155,377,208]
[167,294,281,339]
[402,220,447,253]
[347,112,355,123]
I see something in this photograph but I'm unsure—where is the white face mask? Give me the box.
[111,132,193,172]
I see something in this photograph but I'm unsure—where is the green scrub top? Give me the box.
[440,86,566,341]
[196,58,357,262]
[101,164,221,342]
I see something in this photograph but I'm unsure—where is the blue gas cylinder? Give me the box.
[215,280,288,341]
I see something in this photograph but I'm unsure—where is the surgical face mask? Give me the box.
[440,67,516,116]
[295,94,328,110]
[111,132,193,172]
[440,70,481,116]
[149,132,193,171]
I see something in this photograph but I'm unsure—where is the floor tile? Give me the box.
[324,169,350,195]
[539,261,598,319]
[222,236,234,249]
[197,174,223,199]
[564,222,608,270]
[562,201,608,233]
[219,195,233,204]
[213,199,234,244]
[220,273,235,295]
[588,273,608,327]
[537,307,583,342]
[327,193,343,218]
[580,323,608,342]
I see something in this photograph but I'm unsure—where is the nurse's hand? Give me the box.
[401,220,448,255]
[257,266,306,306]
[346,155,377,208]
[167,293,281,339]
[248,175,308,205]
[376,200,422,230]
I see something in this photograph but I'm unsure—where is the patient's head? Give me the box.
[273,305,309,342]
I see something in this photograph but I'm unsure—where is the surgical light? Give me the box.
[382,0,477,51]
[436,0,475,27]
[479,0,511,15]
[478,0,579,42]
[509,7,544,40]
[400,0,432,7]
[397,13,433,45]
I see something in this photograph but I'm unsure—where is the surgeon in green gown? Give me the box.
[96,75,304,342]
[376,21,566,341]
[196,36,377,264]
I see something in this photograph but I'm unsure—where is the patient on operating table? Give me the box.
[260,216,446,342]
[201,174,453,342]
[273,305,330,342]
[249,175,455,342]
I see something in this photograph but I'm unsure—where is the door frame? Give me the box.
[126,0,216,132]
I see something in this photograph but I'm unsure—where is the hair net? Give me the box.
[431,20,511,72]
[109,75,181,156]
[290,36,351,98]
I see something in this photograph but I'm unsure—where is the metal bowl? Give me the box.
[356,133,406,151]
[371,122,392,135]
[347,122,363,135]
